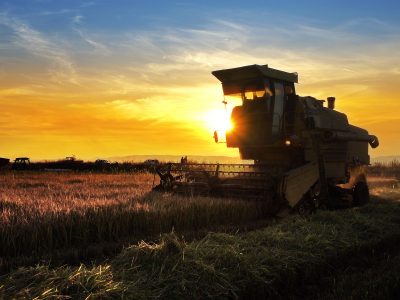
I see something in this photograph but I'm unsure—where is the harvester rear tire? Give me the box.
[296,192,317,216]
[352,181,369,207]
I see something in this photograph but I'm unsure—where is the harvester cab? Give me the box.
[155,64,379,214]
[212,64,300,166]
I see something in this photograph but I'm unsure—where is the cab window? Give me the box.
[272,82,284,135]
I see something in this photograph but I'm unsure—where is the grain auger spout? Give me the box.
[323,130,379,148]
[154,64,379,214]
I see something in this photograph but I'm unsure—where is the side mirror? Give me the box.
[213,130,219,143]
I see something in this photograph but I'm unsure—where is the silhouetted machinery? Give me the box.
[155,64,379,213]
[0,157,10,169]
[12,157,31,170]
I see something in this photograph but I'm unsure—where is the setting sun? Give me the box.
[203,108,233,134]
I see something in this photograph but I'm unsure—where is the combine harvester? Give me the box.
[155,64,379,214]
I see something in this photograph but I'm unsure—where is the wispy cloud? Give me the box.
[80,1,96,8]
[39,8,76,16]
[0,13,77,84]
[54,16,400,108]
[72,15,84,25]
[1,12,399,157]
[73,26,110,55]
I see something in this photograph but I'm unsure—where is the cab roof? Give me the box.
[212,64,298,83]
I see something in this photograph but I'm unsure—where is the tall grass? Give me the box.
[0,172,268,265]
[368,160,400,178]
[0,170,400,298]
[1,198,400,299]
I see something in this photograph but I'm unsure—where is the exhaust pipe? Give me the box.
[327,97,335,109]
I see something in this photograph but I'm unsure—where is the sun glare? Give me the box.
[204,109,233,133]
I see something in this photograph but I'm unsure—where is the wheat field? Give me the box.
[0,166,400,298]
[0,171,268,270]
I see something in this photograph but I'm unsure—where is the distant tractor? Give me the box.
[155,64,378,213]
[13,157,30,170]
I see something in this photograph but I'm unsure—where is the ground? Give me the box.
[0,170,399,299]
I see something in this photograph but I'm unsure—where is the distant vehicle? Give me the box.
[13,157,30,170]
[14,157,30,164]
[0,157,10,169]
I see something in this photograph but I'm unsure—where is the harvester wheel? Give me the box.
[296,181,322,215]
[352,181,369,207]
[297,201,312,215]
[296,192,316,216]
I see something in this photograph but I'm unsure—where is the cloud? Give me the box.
[73,27,110,55]
[72,15,84,25]
[116,17,400,80]
[215,20,246,32]
[4,13,398,103]
[80,2,96,8]
[1,12,400,157]
[40,9,76,16]
[0,13,77,84]
[56,17,400,116]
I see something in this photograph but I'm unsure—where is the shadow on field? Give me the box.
[107,197,400,299]
[1,196,400,298]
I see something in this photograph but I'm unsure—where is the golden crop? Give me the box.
[0,171,266,266]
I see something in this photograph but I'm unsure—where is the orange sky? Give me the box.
[1,8,399,160]
[2,67,398,160]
